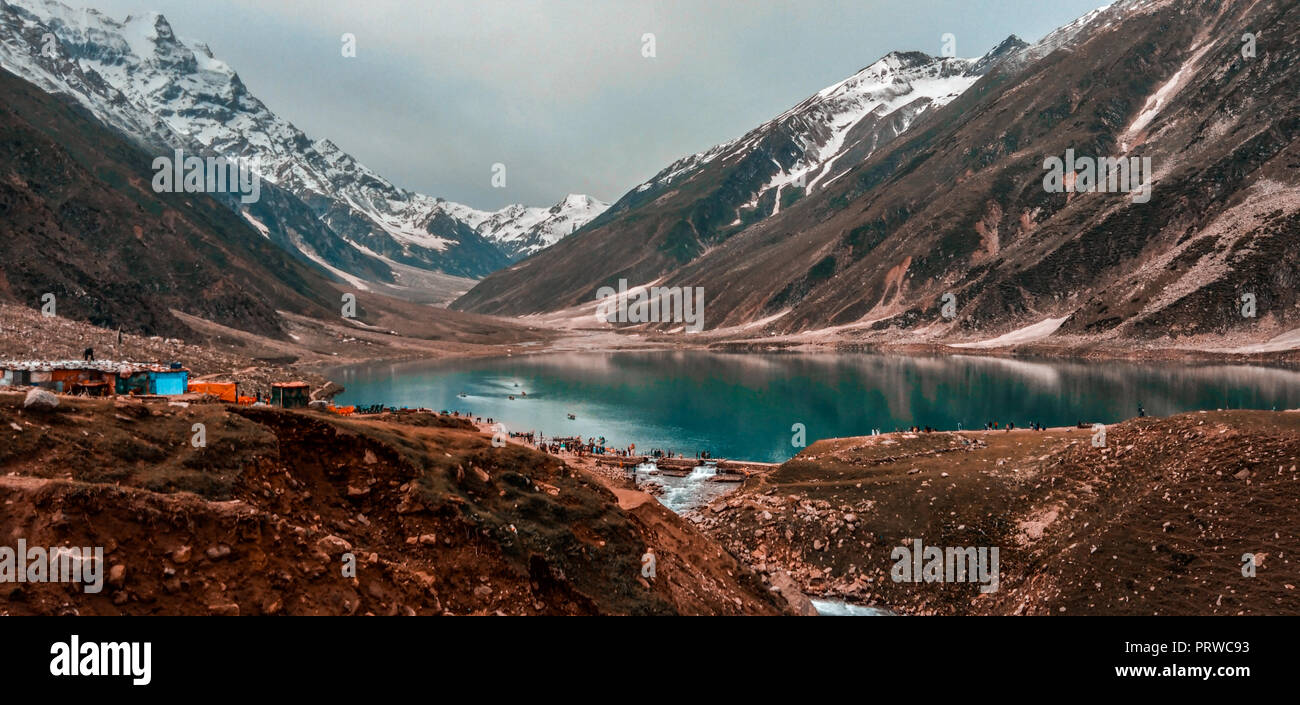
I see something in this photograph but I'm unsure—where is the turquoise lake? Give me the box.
[327,352,1300,463]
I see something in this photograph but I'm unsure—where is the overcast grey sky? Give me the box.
[77,0,1110,210]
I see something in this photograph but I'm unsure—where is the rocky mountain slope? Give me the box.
[0,64,339,338]
[454,36,1028,314]
[0,65,551,344]
[459,0,1300,352]
[0,0,605,292]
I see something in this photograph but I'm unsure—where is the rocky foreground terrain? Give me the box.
[693,412,1300,615]
[4,379,1297,616]
[0,390,793,615]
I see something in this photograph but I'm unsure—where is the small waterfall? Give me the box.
[687,462,717,481]
[645,461,721,513]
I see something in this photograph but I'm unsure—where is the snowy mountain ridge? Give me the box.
[0,0,605,288]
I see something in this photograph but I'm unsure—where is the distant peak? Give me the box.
[865,50,935,72]
[967,34,1031,76]
[124,10,173,35]
[559,193,597,207]
[988,34,1030,56]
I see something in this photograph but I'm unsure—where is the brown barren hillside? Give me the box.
[0,392,789,616]
[695,411,1300,615]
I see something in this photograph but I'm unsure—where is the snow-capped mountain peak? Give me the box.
[632,37,1027,220]
[0,0,604,288]
[469,194,611,259]
[454,35,1030,316]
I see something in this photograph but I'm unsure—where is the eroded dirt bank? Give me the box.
[692,412,1300,615]
[0,392,789,616]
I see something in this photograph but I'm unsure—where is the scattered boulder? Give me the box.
[208,602,240,616]
[205,544,232,560]
[396,491,428,515]
[316,535,352,555]
[768,570,818,616]
[22,388,59,411]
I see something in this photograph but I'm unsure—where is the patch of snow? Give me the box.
[1215,329,1300,355]
[241,211,271,239]
[472,193,609,257]
[1123,41,1213,141]
[631,49,987,216]
[289,234,371,291]
[951,316,1069,349]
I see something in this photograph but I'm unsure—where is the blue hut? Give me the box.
[110,363,190,396]
[148,368,189,395]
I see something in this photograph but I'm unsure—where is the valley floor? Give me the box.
[461,300,1300,365]
[544,322,1300,365]
[0,302,546,400]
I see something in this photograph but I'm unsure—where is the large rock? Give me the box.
[23,388,59,411]
[768,570,819,616]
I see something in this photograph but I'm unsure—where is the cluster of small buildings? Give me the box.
[0,360,314,408]
[0,360,189,397]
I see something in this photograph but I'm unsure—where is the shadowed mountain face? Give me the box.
[0,66,341,338]
[458,0,1300,346]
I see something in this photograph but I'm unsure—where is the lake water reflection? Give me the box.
[328,352,1300,463]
